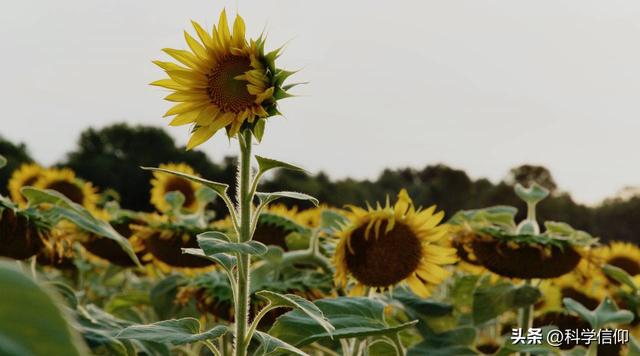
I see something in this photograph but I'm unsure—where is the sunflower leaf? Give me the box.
[251,119,266,142]
[407,326,477,356]
[0,155,6,169]
[255,156,307,176]
[252,331,308,356]
[473,282,541,325]
[181,248,237,272]
[256,191,318,207]
[256,291,334,336]
[269,297,417,347]
[0,261,88,356]
[21,187,141,267]
[141,166,229,198]
[196,232,268,256]
[563,297,634,329]
[603,264,638,291]
[116,318,227,345]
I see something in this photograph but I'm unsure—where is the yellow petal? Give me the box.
[153,60,187,72]
[163,48,204,70]
[150,79,185,91]
[164,91,208,102]
[187,126,216,150]
[208,112,235,133]
[164,102,206,117]
[191,20,213,48]
[232,14,246,48]
[407,274,432,298]
[169,109,202,126]
[195,106,220,126]
[217,9,231,48]
[166,69,207,87]
[184,31,208,60]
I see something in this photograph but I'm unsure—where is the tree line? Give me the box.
[1,123,637,243]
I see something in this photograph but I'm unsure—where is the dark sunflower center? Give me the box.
[206,55,255,113]
[164,178,196,208]
[47,181,84,204]
[561,287,599,310]
[345,220,422,287]
[253,223,289,251]
[608,256,640,276]
[23,176,39,187]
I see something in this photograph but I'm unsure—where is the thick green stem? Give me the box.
[518,279,534,356]
[234,131,253,356]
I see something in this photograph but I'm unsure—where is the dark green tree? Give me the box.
[0,136,34,195]
[61,123,229,212]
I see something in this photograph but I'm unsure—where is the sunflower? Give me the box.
[152,9,297,149]
[34,168,99,211]
[7,163,45,206]
[252,204,313,251]
[592,241,640,282]
[150,163,202,213]
[0,205,49,259]
[333,189,457,298]
[131,217,215,272]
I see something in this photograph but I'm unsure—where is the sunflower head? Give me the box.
[334,189,457,297]
[0,205,49,259]
[153,9,298,149]
[34,168,99,211]
[150,163,202,213]
[593,242,640,284]
[8,163,45,206]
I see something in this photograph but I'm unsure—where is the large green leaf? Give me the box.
[407,326,476,356]
[269,297,417,347]
[252,331,308,356]
[256,291,334,335]
[22,187,141,267]
[256,191,319,207]
[141,166,229,198]
[563,297,634,329]
[255,155,306,176]
[197,232,268,255]
[473,282,541,325]
[117,318,227,345]
[0,260,88,356]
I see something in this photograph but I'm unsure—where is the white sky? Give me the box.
[1,1,639,205]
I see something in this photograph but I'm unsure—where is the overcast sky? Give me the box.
[2,1,639,205]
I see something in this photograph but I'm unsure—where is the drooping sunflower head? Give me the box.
[334,189,457,297]
[253,204,308,251]
[8,163,45,206]
[153,9,297,149]
[593,241,640,283]
[150,163,202,212]
[34,168,99,211]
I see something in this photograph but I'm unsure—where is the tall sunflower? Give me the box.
[334,189,457,297]
[34,168,99,211]
[152,9,297,149]
[8,163,44,206]
[150,162,202,212]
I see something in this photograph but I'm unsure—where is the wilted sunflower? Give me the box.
[0,204,49,259]
[34,168,99,211]
[593,242,640,282]
[8,163,44,206]
[150,163,202,212]
[152,9,297,148]
[334,189,457,297]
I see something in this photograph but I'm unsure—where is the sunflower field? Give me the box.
[2,8,640,356]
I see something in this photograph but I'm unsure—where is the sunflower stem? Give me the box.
[234,130,253,356]
[518,279,534,356]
